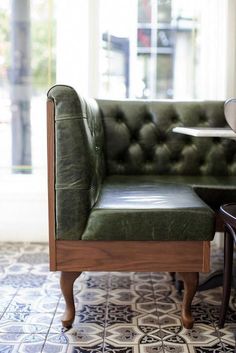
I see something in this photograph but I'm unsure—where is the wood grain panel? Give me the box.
[202,241,210,272]
[47,99,56,271]
[56,240,210,272]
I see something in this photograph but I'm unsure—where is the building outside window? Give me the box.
[100,0,200,100]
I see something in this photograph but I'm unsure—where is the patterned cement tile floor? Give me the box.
[0,243,235,353]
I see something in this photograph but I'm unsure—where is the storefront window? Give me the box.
[100,0,201,99]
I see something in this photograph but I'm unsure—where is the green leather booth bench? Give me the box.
[47,85,236,330]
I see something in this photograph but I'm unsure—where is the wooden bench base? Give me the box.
[50,240,210,330]
[50,240,210,272]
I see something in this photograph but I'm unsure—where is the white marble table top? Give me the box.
[172,127,236,138]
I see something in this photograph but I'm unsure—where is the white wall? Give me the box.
[0,174,48,242]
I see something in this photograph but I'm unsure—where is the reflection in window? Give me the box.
[136,0,174,98]
[101,33,129,98]
[137,54,151,98]
[157,0,172,22]
[137,29,152,48]
[156,54,173,98]
[157,29,173,48]
[138,0,152,23]
[100,0,200,100]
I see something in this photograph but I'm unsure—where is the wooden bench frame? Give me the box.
[47,98,211,329]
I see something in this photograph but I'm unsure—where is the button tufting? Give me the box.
[98,99,230,176]
[184,137,192,145]
[157,134,167,143]
[118,160,125,167]
[171,115,178,123]
[199,114,207,122]
[116,111,124,123]
[213,137,221,144]
[144,112,153,122]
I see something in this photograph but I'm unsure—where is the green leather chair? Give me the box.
[47,85,236,330]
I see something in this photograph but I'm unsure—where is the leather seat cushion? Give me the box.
[142,175,236,210]
[81,176,215,241]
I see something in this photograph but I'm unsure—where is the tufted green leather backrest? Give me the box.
[97,99,236,176]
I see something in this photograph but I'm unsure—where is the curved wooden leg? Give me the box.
[219,225,234,328]
[60,271,81,329]
[179,272,199,329]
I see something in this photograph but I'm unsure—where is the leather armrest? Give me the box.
[47,85,105,240]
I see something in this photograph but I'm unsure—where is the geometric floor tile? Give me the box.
[0,242,235,353]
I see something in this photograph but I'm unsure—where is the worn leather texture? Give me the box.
[81,176,215,241]
[48,85,236,240]
[47,85,105,240]
[134,175,236,210]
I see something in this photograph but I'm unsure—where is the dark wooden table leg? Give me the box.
[219,225,234,328]
[60,271,81,329]
[179,272,199,329]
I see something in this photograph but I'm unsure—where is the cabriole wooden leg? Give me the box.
[179,272,199,329]
[60,271,81,329]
